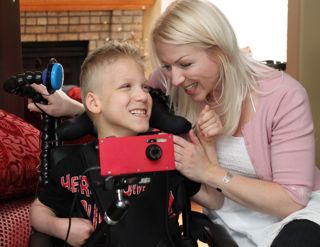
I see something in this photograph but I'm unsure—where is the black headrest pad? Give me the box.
[56,88,192,140]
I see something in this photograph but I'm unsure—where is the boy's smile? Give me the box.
[92,57,152,138]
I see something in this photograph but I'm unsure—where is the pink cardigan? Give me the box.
[149,71,320,206]
[242,73,320,206]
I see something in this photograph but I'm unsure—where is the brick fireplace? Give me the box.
[20,9,144,85]
[20,10,143,51]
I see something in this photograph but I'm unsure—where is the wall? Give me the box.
[20,9,144,53]
[0,0,24,118]
[287,0,320,167]
[143,0,162,75]
[143,0,176,76]
[25,1,318,167]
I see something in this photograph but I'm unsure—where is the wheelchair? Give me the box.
[3,59,238,247]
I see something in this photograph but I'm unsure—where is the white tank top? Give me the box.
[204,89,320,246]
[204,137,320,247]
[205,137,279,247]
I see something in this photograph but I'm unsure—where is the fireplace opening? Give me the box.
[22,40,89,86]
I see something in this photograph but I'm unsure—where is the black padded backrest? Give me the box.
[56,113,96,141]
[50,144,86,169]
[54,88,192,142]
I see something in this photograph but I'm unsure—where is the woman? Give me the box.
[148,0,320,246]
[26,0,320,246]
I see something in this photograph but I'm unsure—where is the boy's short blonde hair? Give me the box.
[80,40,144,103]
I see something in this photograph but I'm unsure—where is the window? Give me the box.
[209,0,288,62]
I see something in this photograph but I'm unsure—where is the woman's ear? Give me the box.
[85,92,101,114]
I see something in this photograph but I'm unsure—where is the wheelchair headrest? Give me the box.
[149,88,192,134]
[56,112,96,141]
[56,88,192,141]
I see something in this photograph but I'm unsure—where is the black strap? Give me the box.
[79,141,205,247]
[80,142,112,247]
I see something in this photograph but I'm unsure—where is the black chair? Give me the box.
[31,89,237,247]
[3,66,237,246]
[34,94,213,247]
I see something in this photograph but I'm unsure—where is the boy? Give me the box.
[29,40,173,247]
[29,40,219,247]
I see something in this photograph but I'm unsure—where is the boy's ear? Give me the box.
[85,92,101,114]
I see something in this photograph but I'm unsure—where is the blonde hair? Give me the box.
[80,40,144,105]
[149,0,279,136]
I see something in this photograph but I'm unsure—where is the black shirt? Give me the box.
[39,141,179,247]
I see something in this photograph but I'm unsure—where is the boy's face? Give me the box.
[93,57,152,137]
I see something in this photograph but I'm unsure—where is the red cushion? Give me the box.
[67,85,81,102]
[0,197,33,247]
[0,109,40,199]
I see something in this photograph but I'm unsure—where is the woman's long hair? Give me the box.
[149,0,280,136]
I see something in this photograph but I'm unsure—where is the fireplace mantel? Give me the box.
[20,0,155,11]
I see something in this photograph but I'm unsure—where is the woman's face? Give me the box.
[156,42,220,102]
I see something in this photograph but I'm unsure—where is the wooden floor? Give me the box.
[191,201,203,213]
[198,239,209,246]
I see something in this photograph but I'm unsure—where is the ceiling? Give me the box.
[20,0,155,11]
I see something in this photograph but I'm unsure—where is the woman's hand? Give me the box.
[194,104,223,164]
[174,104,223,182]
[174,129,217,183]
[174,105,225,209]
[27,84,85,117]
[195,104,222,143]
[174,130,225,209]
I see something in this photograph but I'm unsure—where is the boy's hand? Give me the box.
[58,217,94,247]
[195,104,222,142]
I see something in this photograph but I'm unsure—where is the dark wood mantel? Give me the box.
[20,0,156,11]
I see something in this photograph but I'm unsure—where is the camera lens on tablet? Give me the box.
[146,144,162,160]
